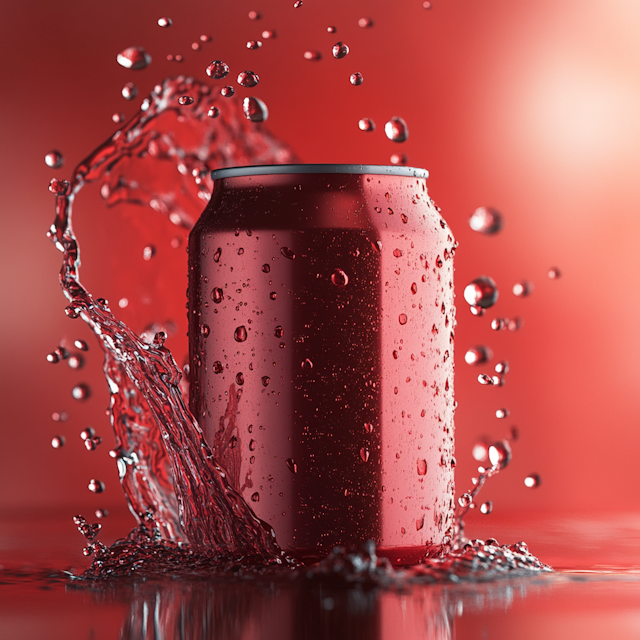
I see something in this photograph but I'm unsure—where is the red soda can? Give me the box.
[188,165,456,564]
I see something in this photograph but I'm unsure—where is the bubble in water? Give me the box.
[207,106,220,118]
[206,60,230,79]
[237,70,260,87]
[88,479,105,494]
[261,376,270,387]
[495,408,509,419]
[548,267,561,279]
[280,247,295,259]
[464,276,498,309]
[242,96,269,122]
[384,117,409,143]
[364,422,374,433]
[49,178,69,195]
[221,86,235,98]
[331,268,349,287]
[332,42,349,59]
[399,313,408,325]
[303,50,322,61]
[512,280,533,297]
[286,458,298,473]
[458,493,472,508]
[51,436,65,449]
[480,501,493,515]
[358,17,373,28]
[464,345,492,365]
[178,95,194,106]
[246,40,262,50]
[494,361,509,374]
[477,374,495,386]
[417,459,427,476]
[157,16,172,27]
[121,82,137,101]
[469,206,503,234]
[350,72,364,86]
[117,46,152,70]
[262,29,277,39]
[524,474,541,488]
[234,326,248,342]
[488,440,512,469]
[390,153,408,166]
[44,150,64,169]
[360,447,370,463]
[68,355,84,369]
[358,118,375,132]
[72,384,91,400]
[95,509,109,518]
[490,318,507,331]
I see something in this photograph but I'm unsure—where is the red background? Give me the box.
[0,0,639,551]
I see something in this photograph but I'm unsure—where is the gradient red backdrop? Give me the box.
[1,0,639,559]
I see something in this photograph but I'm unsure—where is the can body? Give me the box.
[188,165,456,564]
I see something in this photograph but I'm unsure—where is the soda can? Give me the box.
[188,164,456,564]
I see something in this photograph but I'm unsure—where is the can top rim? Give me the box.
[210,164,429,180]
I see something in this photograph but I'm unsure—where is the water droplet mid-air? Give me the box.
[117,46,152,70]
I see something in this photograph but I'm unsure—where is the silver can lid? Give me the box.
[211,164,429,181]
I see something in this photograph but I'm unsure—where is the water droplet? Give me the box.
[303,50,322,61]
[286,458,298,473]
[206,60,230,79]
[477,374,495,386]
[472,440,489,462]
[458,493,472,508]
[246,40,262,50]
[68,355,84,369]
[398,313,408,325]
[242,96,269,122]
[211,287,224,303]
[272,326,284,340]
[358,17,373,28]
[261,263,270,273]
[200,324,210,337]
[112,112,125,124]
[237,70,260,87]
[393,248,403,258]
[463,276,498,309]
[364,422,374,433]
[385,117,409,142]
[249,439,257,451]
[469,206,502,234]
[360,447,370,463]
[72,384,91,401]
[248,10,261,20]
[95,509,109,519]
[261,376,270,387]
[494,361,509,374]
[488,440,512,469]
[178,95,194,106]
[84,437,102,451]
[269,291,277,300]
[44,150,64,169]
[350,72,364,86]
[213,247,222,262]
[464,346,492,365]
[221,85,235,98]
[508,318,522,331]
[74,340,89,351]
[548,267,561,279]
[417,459,427,476]
[480,501,493,515]
[410,283,418,295]
[495,408,509,419]
[512,280,533,297]
[117,46,151,70]
[332,42,349,59]
[46,351,60,364]
[213,361,223,374]
[327,25,337,33]
[157,16,172,27]
[251,492,260,502]
[49,178,69,195]
[358,118,375,132]
[142,245,156,260]
[88,479,105,494]
[301,358,313,369]
[331,268,349,287]
[293,0,303,7]
[80,427,95,441]
[121,82,138,101]
[416,515,425,531]
[51,436,65,449]
[52,412,68,422]
[524,473,541,488]
[423,1,432,8]
[280,246,295,259]
[234,325,248,342]
[490,318,507,331]
[234,372,244,386]
[262,29,277,39]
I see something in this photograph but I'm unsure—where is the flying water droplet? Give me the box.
[488,440,512,469]
[246,40,262,50]
[88,479,105,493]
[51,436,65,449]
[243,96,269,122]
[331,268,349,287]
[142,245,156,260]
[248,10,261,20]
[495,408,509,419]
[464,345,492,365]
[512,280,533,297]
[46,351,60,364]
[458,493,472,507]
[469,206,503,234]
[178,95,194,106]
[524,474,541,488]
[206,60,230,79]
[221,86,235,98]
[303,50,322,61]
[494,361,509,374]
[80,427,95,441]
[49,179,69,195]
[327,26,337,33]
[72,384,91,400]
[95,509,108,518]
[234,326,248,342]
[74,340,89,351]
[423,1,432,8]
[293,0,303,7]
[384,117,409,142]
[548,267,561,279]
[117,46,152,70]
[157,17,172,27]
[390,153,408,166]
[480,501,493,515]
[350,72,363,86]
[332,42,349,59]
[237,70,260,87]
[417,459,427,476]
[84,437,102,451]
[121,82,137,101]
[490,318,507,331]
[358,118,375,132]
[262,29,277,39]
[44,150,64,169]
[68,355,84,369]
[112,112,125,124]
[207,106,220,118]
[358,17,373,28]
[477,374,495,386]
[286,458,298,473]
[463,276,498,309]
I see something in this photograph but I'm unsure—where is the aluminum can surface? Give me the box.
[188,164,456,564]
